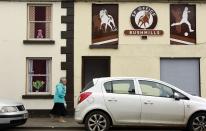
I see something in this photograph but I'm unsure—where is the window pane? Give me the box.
[29,22,50,39]
[104,81,112,93]
[35,6,46,21]
[112,80,135,94]
[139,81,174,98]
[46,6,51,21]
[175,92,188,100]
[29,22,35,38]
[29,6,35,21]
[35,23,46,39]
[139,81,160,96]
[45,22,50,38]
[160,84,174,97]
[33,60,46,74]
[82,81,94,92]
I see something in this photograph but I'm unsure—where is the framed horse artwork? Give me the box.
[91,4,118,49]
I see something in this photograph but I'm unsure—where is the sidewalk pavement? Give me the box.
[16,117,84,129]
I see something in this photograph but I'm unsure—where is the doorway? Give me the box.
[82,56,110,88]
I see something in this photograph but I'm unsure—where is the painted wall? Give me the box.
[74,2,206,106]
[0,2,66,109]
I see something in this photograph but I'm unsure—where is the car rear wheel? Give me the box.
[85,111,110,131]
[188,112,206,131]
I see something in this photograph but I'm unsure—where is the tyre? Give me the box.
[188,112,206,131]
[85,111,111,131]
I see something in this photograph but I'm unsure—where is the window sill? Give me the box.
[22,94,54,99]
[23,40,55,45]
[89,43,118,49]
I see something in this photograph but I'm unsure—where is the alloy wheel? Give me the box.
[192,115,206,131]
[88,114,107,131]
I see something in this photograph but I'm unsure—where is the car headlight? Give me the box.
[0,106,18,113]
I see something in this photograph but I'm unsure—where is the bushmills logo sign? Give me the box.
[131,6,157,29]
[124,6,164,38]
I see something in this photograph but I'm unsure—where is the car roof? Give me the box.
[94,77,157,81]
[94,77,176,87]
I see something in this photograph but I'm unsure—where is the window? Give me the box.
[28,5,52,40]
[82,81,94,92]
[175,91,189,100]
[104,81,112,93]
[139,80,174,98]
[104,80,135,94]
[27,58,51,94]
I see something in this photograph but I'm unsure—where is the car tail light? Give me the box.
[78,92,92,104]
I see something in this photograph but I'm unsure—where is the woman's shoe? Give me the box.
[58,117,67,123]
[49,114,54,119]
[59,119,67,123]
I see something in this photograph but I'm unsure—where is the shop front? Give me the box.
[68,0,206,107]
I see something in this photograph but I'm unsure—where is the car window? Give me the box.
[104,80,135,94]
[139,80,174,98]
[175,91,189,100]
[82,81,94,92]
[104,81,112,93]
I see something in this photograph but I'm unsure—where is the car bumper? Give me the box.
[75,109,84,124]
[0,110,28,127]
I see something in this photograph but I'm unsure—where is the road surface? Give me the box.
[7,127,184,131]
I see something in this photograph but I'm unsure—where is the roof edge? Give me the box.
[0,0,64,2]
[0,0,205,3]
[74,0,206,3]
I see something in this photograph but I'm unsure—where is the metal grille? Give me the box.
[16,105,25,111]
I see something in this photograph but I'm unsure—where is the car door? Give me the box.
[103,79,141,124]
[138,80,185,125]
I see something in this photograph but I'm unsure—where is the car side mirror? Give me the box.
[174,92,180,100]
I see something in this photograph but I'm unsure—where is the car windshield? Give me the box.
[82,81,94,92]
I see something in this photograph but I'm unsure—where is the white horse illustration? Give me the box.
[99,9,117,32]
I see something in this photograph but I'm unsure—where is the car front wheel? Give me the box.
[85,111,111,131]
[188,112,206,131]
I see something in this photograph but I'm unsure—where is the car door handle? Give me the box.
[144,101,153,105]
[108,99,118,102]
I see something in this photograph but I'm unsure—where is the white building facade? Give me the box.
[73,0,206,106]
[0,0,70,116]
[2,0,206,116]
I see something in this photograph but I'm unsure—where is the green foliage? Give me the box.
[33,80,45,91]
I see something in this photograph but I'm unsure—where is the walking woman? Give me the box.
[50,77,67,123]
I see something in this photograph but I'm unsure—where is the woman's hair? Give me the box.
[60,77,67,83]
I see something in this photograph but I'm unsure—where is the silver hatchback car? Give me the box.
[75,77,206,131]
[0,99,28,128]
